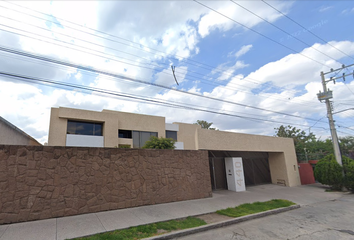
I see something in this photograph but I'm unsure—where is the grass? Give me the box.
[71,199,296,240]
[71,217,206,240]
[216,199,296,218]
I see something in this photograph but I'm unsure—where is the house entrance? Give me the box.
[209,151,271,190]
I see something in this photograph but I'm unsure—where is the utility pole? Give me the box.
[317,63,354,166]
[318,71,342,166]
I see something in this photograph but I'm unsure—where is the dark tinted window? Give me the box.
[119,130,132,138]
[67,120,103,136]
[132,131,158,148]
[166,131,177,141]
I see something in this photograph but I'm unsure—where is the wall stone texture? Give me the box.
[0,145,212,224]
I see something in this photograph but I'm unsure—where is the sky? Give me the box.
[0,0,354,144]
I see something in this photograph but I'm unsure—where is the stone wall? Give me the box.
[0,145,212,224]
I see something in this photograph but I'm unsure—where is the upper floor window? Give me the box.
[133,131,158,148]
[119,129,132,138]
[67,120,103,136]
[165,130,177,141]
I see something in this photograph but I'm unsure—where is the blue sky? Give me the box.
[0,1,353,144]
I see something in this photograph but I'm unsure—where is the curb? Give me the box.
[144,205,300,240]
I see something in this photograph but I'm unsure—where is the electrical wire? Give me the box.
[0,24,313,106]
[0,70,325,127]
[0,2,327,97]
[193,0,333,68]
[230,0,340,63]
[261,0,354,61]
[0,45,330,123]
[0,24,326,109]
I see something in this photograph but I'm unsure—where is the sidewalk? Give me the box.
[0,184,343,240]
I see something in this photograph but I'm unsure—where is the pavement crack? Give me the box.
[289,228,334,239]
[0,225,9,239]
[95,213,107,232]
[336,229,354,235]
[55,218,57,240]
[230,228,247,239]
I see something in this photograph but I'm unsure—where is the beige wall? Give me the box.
[103,110,166,139]
[48,107,166,148]
[174,122,200,150]
[0,121,41,146]
[196,128,301,187]
[48,107,300,187]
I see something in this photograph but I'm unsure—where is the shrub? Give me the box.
[118,145,131,149]
[142,136,176,149]
[343,156,354,193]
[314,154,343,190]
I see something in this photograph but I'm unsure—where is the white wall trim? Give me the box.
[66,134,104,147]
[165,123,179,131]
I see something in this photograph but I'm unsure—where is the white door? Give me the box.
[225,157,246,192]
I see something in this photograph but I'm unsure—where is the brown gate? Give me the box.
[209,157,227,190]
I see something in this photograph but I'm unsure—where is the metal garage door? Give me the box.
[209,151,271,190]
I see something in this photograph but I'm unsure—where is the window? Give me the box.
[165,130,177,141]
[67,120,103,136]
[119,129,132,138]
[132,131,158,148]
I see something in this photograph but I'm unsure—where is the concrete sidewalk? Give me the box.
[0,184,343,240]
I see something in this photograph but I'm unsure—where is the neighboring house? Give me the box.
[48,107,301,187]
[0,116,41,146]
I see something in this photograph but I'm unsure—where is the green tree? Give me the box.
[142,136,176,149]
[195,120,217,130]
[274,125,316,161]
[339,136,354,159]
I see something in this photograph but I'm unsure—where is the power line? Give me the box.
[0,3,327,108]
[261,0,354,61]
[0,23,304,104]
[193,0,333,68]
[0,45,329,124]
[0,2,322,97]
[0,2,244,78]
[0,70,324,128]
[0,14,325,108]
[230,0,340,62]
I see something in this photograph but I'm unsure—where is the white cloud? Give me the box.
[216,61,249,81]
[198,1,292,38]
[341,7,354,14]
[235,44,253,58]
[1,1,353,144]
[319,6,333,12]
[245,41,354,88]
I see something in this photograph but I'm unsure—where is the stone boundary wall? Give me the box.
[0,145,212,224]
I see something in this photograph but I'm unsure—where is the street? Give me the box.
[176,193,354,240]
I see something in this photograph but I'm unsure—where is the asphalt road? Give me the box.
[176,193,354,240]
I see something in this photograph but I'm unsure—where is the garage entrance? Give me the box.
[209,151,271,190]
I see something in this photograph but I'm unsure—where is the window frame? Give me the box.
[66,120,103,136]
[118,129,132,139]
[165,130,177,141]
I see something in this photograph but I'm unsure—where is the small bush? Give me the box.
[314,154,343,190]
[142,136,176,149]
[118,145,131,149]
